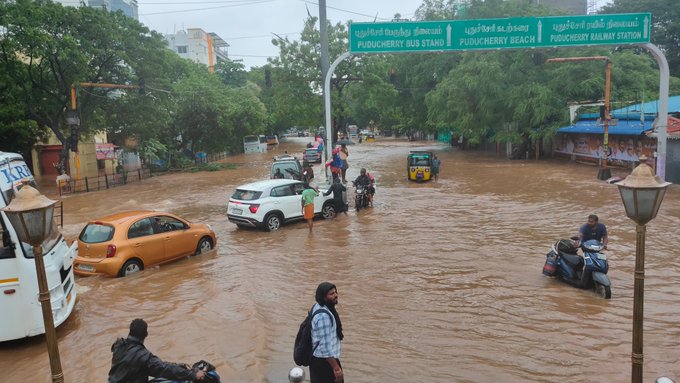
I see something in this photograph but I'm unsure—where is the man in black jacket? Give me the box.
[108,318,205,383]
[323,177,347,216]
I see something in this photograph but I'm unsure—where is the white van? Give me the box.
[243,135,268,154]
[0,151,76,342]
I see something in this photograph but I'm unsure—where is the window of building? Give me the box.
[177,46,187,54]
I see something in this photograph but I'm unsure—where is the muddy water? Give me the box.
[2,137,680,383]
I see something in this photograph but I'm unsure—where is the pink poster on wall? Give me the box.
[96,143,116,160]
[555,134,656,164]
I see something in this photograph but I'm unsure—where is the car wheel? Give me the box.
[264,213,283,231]
[322,203,336,219]
[195,237,213,255]
[119,259,143,277]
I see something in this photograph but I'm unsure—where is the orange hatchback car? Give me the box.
[74,211,216,277]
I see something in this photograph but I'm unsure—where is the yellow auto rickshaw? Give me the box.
[364,133,376,142]
[407,151,433,182]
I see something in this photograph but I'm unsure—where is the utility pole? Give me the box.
[319,0,331,179]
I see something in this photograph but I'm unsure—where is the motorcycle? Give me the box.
[542,238,612,299]
[352,181,370,211]
[149,360,221,383]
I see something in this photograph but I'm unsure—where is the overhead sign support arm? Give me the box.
[641,43,669,181]
[323,51,352,182]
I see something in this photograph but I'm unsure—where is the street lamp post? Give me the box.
[0,183,64,383]
[616,155,671,383]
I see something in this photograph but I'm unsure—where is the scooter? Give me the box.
[352,181,370,211]
[149,360,220,383]
[542,238,612,299]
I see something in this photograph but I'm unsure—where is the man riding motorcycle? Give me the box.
[353,168,374,206]
[108,319,206,383]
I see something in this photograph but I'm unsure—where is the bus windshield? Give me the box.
[0,159,38,206]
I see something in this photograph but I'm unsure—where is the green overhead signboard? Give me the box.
[349,13,651,53]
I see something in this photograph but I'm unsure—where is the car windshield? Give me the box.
[272,163,298,179]
[305,149,318,155]
[79,223,115,243]
[232,189,262,201]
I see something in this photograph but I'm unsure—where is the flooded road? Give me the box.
[2,137,680,383]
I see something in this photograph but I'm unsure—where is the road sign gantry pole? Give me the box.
[323,51,352,183]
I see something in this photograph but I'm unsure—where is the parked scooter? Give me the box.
[149,360,220,383]
[542,238,612,299]
[352,181,370,211]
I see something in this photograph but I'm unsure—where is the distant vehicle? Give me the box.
[227,179,336,231]
[0,151,76,342]
[74,210,216,277]
[271,155,303,180]
[348,125,359,140]
[303,148,322,163]
[266,135,279,145]
[364,133,376,142]
[297,131,308,137]
[243,135,268,154]
[382,130,393,137]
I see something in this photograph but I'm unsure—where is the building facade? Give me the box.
[165,29,229,72]
[53,0,139,20]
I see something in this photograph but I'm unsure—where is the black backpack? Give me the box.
[293,307,333,366]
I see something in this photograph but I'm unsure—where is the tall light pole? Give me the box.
[1,183,64,383]
[616,155,670,383]
[319,0,331,181]
[547,56,612,180]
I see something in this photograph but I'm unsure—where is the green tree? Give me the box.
[0,0,175,169]
[269,16,362,141]
[0,61,47,154]
[250,65,319,135]
[215,59,249,88]
[601,0,680,77]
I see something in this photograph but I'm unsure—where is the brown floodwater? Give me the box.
[1,137,679,383]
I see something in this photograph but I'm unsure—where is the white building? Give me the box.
[165,29,229,72]
[53,0,139,20]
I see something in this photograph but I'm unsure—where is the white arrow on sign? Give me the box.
[446,24,452,46]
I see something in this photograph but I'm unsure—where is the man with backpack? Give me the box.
[310,282,344,383]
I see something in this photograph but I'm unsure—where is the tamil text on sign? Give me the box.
[349,13,651,53]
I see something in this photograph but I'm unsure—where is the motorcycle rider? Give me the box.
[578,214,608,249]
[108,318,206,383]
[566,214,608,287]
[353,168,374,207]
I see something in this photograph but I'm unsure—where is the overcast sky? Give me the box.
[137,0,612,70]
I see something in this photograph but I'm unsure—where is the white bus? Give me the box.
[243,135,268,154]
[0,151,77,342]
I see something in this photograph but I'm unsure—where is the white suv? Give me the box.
[227,179,336,231]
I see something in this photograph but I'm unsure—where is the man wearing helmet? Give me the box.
[353,168,375,206]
